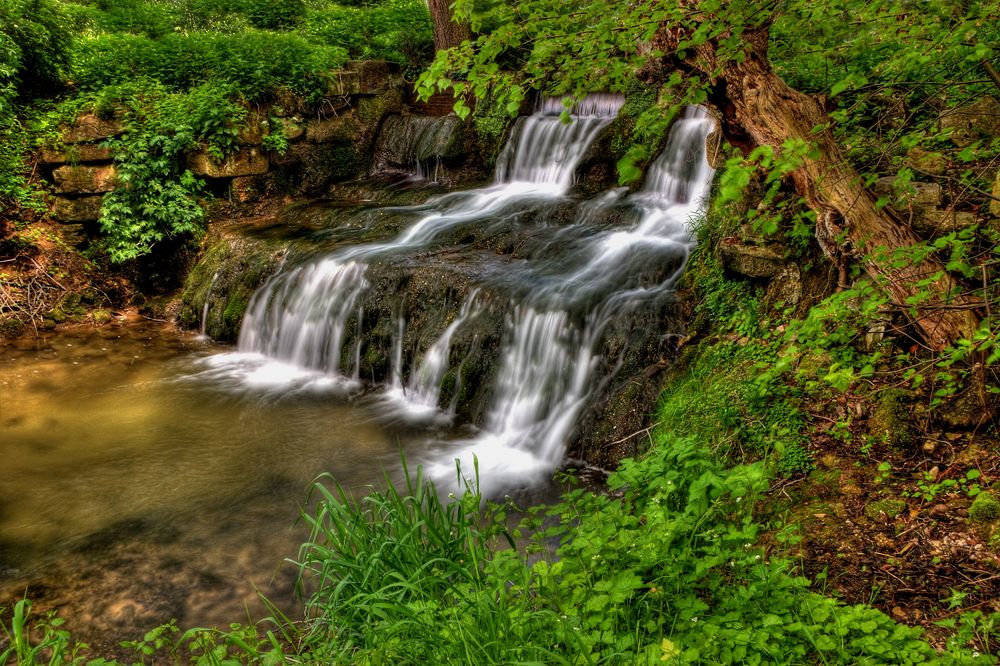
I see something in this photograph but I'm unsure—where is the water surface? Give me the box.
[0,318,447,654]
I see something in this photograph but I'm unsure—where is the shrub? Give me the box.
[96,82,247,262]
[70,31,348,101]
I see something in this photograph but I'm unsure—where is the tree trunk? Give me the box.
[427,0,471,52]
[673,28,980,351]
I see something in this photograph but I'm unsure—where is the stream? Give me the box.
[0,98,714,652]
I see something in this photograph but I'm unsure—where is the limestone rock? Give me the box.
[346,60,402,95]
[910,208,977,235]
[51,165,117,194]
[187,148,268,178]
[39,143,113,164]
[718,238,788,278]
[62,114,123,143]
[765,264,802,307]
[906,148,947,175]
[53,195,103,222]
[326,70,362,96]
[305,115,355,144]
[873,177,942,208]
[938,96,1000,148]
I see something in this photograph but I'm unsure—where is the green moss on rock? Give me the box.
[969,491,1000,524]
[868,388,914,448]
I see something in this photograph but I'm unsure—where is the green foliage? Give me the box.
[0,599,94,665]
[70,31,347,102]
[245,0,305,30]
[0,0,72,99]
[95,82,246,262]
[303,0,433,65]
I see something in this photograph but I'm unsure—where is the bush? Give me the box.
[96,82,247,262]
[304,0,432,65]
[244,0,305,30]
[70,31,348,101]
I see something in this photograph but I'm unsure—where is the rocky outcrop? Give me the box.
[39,61,412,239]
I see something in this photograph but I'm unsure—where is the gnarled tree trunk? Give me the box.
[656,27,980,350]
[428,0,471,52]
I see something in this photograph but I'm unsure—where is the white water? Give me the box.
[202,101,715,497]
[429,107,716,494]
[214,97,622,389]
[198,271,220,338]
[381,290,481,421]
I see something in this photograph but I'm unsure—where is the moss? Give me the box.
[0,317,26,339]
[222,295,248,333]
[868,388,915,448]
[863,499,907,520]
[91,309,112,325]
[969,491,1000,524]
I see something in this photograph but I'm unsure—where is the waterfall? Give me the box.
[198,271,220,339]
[372,114,462,181]
[428,106,715,494]
[227,96,622,385]
[381,291,481,420]
[201,99,715,497]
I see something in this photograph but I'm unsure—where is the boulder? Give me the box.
[327,70,362,96]
[39,143,113,164]
[52,195,103,222]
[718,238,788,278]
[187,148,268,178]
[910,209,977,235]
[938,96,1000,148]
[873,177,942,208]
[62,114,123,143]
[51,165,117,194]
[905,147,947,175]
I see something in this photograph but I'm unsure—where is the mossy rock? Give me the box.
[868,388,915,448]
[863,499,907,520]
[969,491,1000,524]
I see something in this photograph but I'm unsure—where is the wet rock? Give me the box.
[187,148,268,178]
[305,115,358,144]
[53,196,103,223]
[718,238,788,278]
[62,113,123,143]
[179,231,287,341]
[52,165,118,194]
[938,96,1000,148]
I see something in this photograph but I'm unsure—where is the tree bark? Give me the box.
[427,0,471,52]
[655,27,980,350]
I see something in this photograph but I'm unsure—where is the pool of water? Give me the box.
[0,317,472,655]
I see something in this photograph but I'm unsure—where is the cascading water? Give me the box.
[215,96,622,389]
[381,290,481,421]
[428,106,716,494]
[200,100,715,497]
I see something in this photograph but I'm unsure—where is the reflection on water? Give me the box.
[0,318,438,655]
